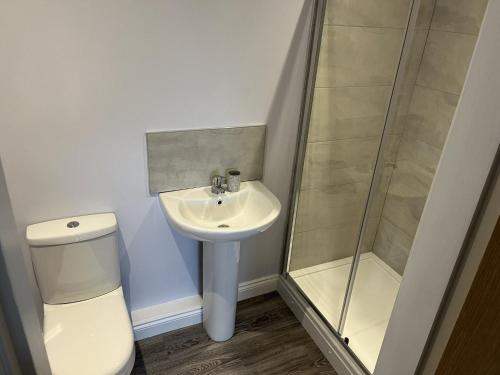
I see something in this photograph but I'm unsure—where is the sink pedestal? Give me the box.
[202,241,240,341]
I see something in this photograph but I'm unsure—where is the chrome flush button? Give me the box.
[66,221,80,228]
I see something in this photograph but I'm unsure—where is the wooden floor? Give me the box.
[132,292,337,374]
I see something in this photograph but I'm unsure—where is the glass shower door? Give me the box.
[286,0,417,370]
[285,0,489,372]
[286,0,413,335]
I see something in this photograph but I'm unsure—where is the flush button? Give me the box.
[67,221,80,228]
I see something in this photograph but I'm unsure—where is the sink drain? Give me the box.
[217,224,230,228]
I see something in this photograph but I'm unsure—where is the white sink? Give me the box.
[159,181,281,242]
[159,180,281,342]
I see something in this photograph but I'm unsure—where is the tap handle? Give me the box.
[212,175,225,187]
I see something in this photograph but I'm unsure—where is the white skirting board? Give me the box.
[277,276,365,375]
[132,274,279,341]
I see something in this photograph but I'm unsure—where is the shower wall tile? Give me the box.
[308,86,392,142]
[389,87,413,135]
[405,86,459,149]
[416,0,437,29]
[370,172,392,218]
[416,30,477,94]
[290,217,380,271]
[295,183,369,232]
[373,217,413,274]
[380,160,433,240]
[361,163,399,249]
[391,74,429,136]
[301,138,379,189]
[290,223,360,270]
[384,28,428,135]
[304,138,381,169]
[362,0,486,275]
[431,0,489,34]
[382,194,422,240]
[403,29,430,87]
[390,160,434,195]
[382,135,401,163]
[316,26,404,87]
[397,136,442,173]
[301,159,373,190]
[295,175,388,236]
[147,125,265,193]
[361,217,381,252]
[300,136,399,190]
[367,166,395,219]
[381,167,430,238]
[324,0,412,28]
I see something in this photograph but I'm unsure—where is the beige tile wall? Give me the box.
[289,0,410,271]
[290,0,488,273]
[372,0,488,274]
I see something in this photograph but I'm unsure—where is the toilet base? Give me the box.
[119,345,135,375]
[43,287,135,375]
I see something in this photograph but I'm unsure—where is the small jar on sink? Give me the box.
[226,170,240,192]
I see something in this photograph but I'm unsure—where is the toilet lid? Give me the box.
[43,287,135,375]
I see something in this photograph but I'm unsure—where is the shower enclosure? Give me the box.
[283,0,488,372]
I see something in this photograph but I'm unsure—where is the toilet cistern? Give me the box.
[159,180,281,341]
[26,213,135,375]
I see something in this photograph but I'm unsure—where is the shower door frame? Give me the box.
[279,0,500,374]
[279,1,371,371]
[282,0,421,345]
[281,0,325,275]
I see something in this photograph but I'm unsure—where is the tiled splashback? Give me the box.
[146,125,266,193]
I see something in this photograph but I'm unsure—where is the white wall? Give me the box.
[0,0,310,313]
[0,160,51,374]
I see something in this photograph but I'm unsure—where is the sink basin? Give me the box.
[159,181,281,242]
[159,180,281,342]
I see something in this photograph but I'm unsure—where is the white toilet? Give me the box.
[26,213,135,375]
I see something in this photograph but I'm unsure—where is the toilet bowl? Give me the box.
[27,213,135,375]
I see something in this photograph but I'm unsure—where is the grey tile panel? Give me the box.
[325,0,412,28]
[147,125,265,193]
[373,217,413,274]
[295,182,369,232]
[405,85,459,149]
[431,0,489,35]
[416,0,437,29]
[396,136,442,173]
[316,26,405,88]
[308,86,392,142]
[290,223,361,270]
[417,30,477,95]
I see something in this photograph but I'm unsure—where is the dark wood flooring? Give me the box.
[132,292,337,374]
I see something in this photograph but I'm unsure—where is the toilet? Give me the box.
[26,213,135,375]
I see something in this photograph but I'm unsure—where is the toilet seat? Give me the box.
[43,287,135,375]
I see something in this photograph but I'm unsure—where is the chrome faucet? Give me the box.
[211,175,226,194]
